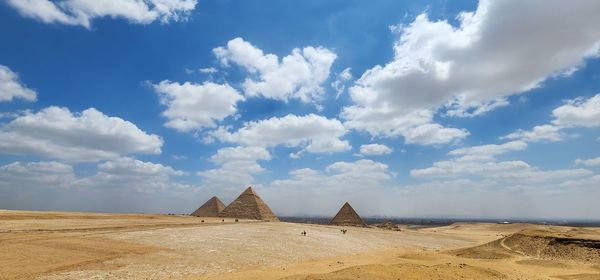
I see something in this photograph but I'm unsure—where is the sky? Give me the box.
[1,0,600,220]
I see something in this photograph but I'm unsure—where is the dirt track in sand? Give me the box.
[1,210,600,280]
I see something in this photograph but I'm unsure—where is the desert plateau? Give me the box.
[1,209,599,280]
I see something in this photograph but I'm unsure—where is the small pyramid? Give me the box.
[191,196,225,217]
[219,186,279,221]
[329,202,367,227]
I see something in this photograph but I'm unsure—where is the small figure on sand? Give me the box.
[341,229,347,234]
[301,231,307,236]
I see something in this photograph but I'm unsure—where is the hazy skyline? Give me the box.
[1,0,600,219]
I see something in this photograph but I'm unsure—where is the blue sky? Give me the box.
[1,0,600,219]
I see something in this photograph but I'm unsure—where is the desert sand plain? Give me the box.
[1,210,599,280]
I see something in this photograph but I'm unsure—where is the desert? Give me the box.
[1,209,599,280]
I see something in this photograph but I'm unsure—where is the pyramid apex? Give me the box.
[242,186,257,195]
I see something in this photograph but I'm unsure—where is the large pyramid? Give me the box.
[219,186,279,221]
[329,202,367,227]
[191,196,225,217]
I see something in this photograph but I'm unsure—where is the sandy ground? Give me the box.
[1,210,599,279]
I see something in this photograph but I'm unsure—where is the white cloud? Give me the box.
[503,124,564,142]
[331,67,352,98]
[208,114,351,155]
[342,108,468,145]
[197,146,271,193]
[504,93,600,142]
[198,67,218,74]
[209,145,271,164]
[552,94,600,128]
[359,143,392,156]
[343,0,600,145]
[401,121,469,145]
[560,175,600,189]
[0,65,37,102]
[153,81,244,132]
[76,157,189,193]
[576,156,600,167]
[448,140,527,158]
[0,106,162,162]
[7,0,197,28]
[0,157,188,193]
[412,158,590,182]
[214,37,337,103]
[0,161,75,188]
[411,141,592,182]
[97,157,184,176]
[0,158,199,213]
[266,159,394,216]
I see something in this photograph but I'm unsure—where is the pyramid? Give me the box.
[191,196,225,217]
[329,202,367,227]
[219,186,279,221]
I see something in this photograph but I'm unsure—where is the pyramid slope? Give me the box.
[329,202,367,227]
[219,187,279,221]
[191,196,225,217]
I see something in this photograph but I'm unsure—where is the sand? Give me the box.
[1,210,599,280]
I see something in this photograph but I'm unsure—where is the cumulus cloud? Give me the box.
[209,145,271,164]
[343,0,600,145]
[552,94,600,128]
[504,93,600,142]
[0,161,75,188]
[359,143,392,156]
[0,158,197,213]
[7,0,198,28]
[0,106,162,161]
[208,114,351,156]
[213,37,337,103]
[448,140,527,159]
[153,81,244,132]
[503,124,564,143]
[76,157,189,193]
[411,141,592,183]
[342,108,469,145]
[0,65,37,102]
[576,156,600,167]
[197,146,271,194]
